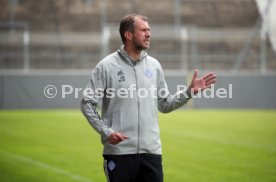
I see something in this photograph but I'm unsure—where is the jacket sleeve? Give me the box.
[157,67,192,113]
[80,65,114,139]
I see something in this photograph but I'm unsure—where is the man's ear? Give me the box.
[124,31,133,41]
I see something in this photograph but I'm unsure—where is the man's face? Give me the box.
[131,17,151,51]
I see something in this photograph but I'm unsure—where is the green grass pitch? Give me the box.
[0,110,276,182]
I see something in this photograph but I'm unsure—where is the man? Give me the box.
[81,14,216,182]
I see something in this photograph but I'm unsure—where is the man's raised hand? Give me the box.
[189,69,217,94]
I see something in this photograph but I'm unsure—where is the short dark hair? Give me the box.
[119,14,148,44]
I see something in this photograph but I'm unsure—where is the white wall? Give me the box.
[255,0,276,51]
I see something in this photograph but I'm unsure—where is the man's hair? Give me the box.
[119,14,148,44]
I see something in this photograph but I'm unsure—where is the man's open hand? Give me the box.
[189,69,217,94]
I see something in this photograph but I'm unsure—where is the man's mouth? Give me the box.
[144,40,150,44]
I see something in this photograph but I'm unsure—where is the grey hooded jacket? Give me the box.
[81,46,191,155]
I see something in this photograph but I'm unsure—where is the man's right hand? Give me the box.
[108,132,129,145]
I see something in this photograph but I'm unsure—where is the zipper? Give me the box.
[132,63,140,154]
[118,49,144,153]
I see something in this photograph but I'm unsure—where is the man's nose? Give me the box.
[146,31,151,37]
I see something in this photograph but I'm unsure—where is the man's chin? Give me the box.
[136,45,149,51]
[142,44,150,50]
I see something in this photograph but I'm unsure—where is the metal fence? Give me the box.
[0,0,275,73]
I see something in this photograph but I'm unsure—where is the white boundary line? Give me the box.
[0,150,92,182]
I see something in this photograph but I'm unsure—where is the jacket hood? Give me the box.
[117,45,148,66]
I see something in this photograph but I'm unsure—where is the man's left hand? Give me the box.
[189,69,217,94]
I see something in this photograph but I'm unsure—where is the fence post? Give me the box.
[23,24,30,72]
[180,27,188,72]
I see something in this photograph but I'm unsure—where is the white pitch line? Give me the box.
[0,150,92,182]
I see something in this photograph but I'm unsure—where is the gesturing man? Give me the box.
[81,14,216,182]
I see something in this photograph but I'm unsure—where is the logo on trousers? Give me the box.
[108,160,116,171]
